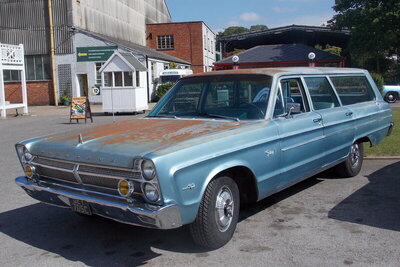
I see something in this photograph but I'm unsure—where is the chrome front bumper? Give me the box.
[15,176,182,229]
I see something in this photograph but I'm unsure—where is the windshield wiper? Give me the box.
[198,113,240,122]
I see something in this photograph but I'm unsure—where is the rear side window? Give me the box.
[304,77,340,110]
[330,76,375,105]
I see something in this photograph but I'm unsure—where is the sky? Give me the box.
[165,0,337,33]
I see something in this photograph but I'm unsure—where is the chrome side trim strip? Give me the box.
[282,135,325,151]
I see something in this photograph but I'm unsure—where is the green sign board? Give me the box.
[76,46,117,62]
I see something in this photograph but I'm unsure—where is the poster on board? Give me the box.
[70,97,93,123]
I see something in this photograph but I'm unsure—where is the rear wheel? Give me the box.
[335,142,364,177]
[190,176,239,249]
[384,91,398,103]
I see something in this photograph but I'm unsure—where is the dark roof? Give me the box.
[218,24,350,52]
[219,25,350,41]
[120,52,148,71]
[76,28,191,65]
[215,44,343,65]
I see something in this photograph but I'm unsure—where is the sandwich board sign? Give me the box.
[70,97,93,123]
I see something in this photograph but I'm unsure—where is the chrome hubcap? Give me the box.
[350,143,360,167]
[388,94,394,100]
[215,186,234,232]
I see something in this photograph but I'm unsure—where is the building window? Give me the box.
[157,35,174,49]
[104,71,134,87]
[95,62,107,85]
[25,55,51,81]
[124,72,133,87]
[136,71,140,87]
[3,70,20,82]
[3,55,50,82]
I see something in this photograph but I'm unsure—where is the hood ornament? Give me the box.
[78,134,84,144]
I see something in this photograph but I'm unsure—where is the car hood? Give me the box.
[24,118,245,168]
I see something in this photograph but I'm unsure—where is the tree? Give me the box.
[249,25,268,32]
[315,44,342,57]
[218,26,249,37]
[218,25,269,38]
[329,0,400,74]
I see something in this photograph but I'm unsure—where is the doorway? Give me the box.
[77,74,88,96]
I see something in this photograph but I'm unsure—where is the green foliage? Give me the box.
[370,72,385,94]
[218,25,268,37]
[232,49,246,55]
[156,82,174,99]
[329,0,400,74]
[249,25,268,32]
[315,44,342,57]
[168,62,178,69]
[218,26,249,37]
[365,110,400,156]
[60,93,71,105]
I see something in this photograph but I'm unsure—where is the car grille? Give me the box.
[31,157,143,196]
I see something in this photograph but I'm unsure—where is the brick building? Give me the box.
[147,21,216,73]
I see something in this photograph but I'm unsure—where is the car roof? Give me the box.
[187,67,367,78]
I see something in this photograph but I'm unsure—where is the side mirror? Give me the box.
[286,102,301,118]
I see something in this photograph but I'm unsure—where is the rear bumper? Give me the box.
[15,176,182,229]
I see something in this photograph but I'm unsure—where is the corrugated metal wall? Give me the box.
[0,0,73,55]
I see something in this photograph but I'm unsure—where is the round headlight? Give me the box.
[24,165,35,179]
[118,180,134,197]
[141,160,156,180]
[143,183,160,202]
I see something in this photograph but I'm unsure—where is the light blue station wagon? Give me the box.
[15,67,394,249]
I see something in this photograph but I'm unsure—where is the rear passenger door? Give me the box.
[273,78,324,188]
[329,75,382,145]
[303,76,355,166]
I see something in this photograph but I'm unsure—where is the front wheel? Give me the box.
[384,91,398,103]
[189,176,239,249]
[335,142,364,177]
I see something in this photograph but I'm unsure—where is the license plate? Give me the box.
[70,199,92,215]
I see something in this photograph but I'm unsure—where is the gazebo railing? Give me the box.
[1,43,24,65]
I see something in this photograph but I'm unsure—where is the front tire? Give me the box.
[335,142,364,177]
[384,91,398,103]
[190,176,239,249]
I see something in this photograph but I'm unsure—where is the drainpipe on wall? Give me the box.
[48,0,58,105]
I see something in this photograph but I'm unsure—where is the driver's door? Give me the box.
[272,78,325,189]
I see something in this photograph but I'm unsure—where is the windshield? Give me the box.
[150,74,272,120]
[160,75,181,84]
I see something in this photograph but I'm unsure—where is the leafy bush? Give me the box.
[370,72,384,94]
[156,82,174,100]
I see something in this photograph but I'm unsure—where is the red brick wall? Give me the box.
[4,81,55,105]
[147,22,205,73]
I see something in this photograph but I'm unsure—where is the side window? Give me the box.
[304,77,340,110]
[274,78,308,117]
[330,76,375,105]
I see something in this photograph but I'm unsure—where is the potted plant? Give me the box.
[60,94,72,106]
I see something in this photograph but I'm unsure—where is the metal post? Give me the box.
[20,44,28,115]
[48,0,59,106]
[0,62,5,118]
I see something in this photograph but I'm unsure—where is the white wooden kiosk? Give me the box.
[0,43,28,118]
[99,51,148,113]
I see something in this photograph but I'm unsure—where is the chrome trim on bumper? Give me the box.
[15,176,182,230]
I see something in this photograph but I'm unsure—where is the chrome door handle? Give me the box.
[345,112,353,116]
[313,118,322,123]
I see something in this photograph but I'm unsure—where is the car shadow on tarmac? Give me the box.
[328,161,400,231]
[0,176,324,264]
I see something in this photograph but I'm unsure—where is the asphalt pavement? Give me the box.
[0,106,399,266]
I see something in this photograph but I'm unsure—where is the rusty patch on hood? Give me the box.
[43,118,244,148]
